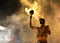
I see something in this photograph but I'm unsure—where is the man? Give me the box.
[30,10,51,43]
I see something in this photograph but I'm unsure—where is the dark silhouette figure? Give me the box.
[30,10,51,43]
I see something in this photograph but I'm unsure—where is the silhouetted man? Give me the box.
[30,10,51,43]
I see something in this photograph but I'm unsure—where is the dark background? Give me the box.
[0,0,22,19]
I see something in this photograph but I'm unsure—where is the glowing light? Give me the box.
[25,1,44,20]
[0,25,6,30]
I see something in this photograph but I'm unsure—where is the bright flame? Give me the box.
[25,1,44,20]
[21,0,32,7]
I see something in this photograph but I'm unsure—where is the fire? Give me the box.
[25,1,44,20]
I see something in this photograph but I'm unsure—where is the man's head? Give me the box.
[39,18,45,24]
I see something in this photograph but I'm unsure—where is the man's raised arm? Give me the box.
[30,15,33,28]
[30,10,37,29]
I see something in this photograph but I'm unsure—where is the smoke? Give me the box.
[8,12,37,43]
[40,0,60,43]
[0,3,37,43]
[21,0,60,43]
[0,0,60,43]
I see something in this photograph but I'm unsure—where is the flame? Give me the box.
[25,1,44,20]
[21,0,32,7]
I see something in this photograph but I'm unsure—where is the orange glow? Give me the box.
[25,1,44,21]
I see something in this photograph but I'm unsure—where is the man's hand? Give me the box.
[30,10,34,19]
[30,10,34,15]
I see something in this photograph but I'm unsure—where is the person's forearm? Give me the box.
[30,16,33,28]
[30,15,37,29]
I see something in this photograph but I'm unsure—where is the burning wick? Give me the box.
[29,10,34,15]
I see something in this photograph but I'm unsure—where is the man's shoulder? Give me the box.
[45,25,49,28]
[36,27,40,28]
[46,25,49,27]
